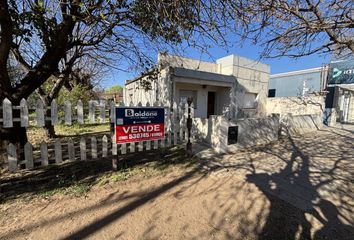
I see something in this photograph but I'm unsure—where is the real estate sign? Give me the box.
[328,60,354,85]
[115,107,165,144]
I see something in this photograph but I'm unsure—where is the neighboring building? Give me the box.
[268,59,354,124]
[97,92,124,103]
[124,53,270,119]
[269,67,328,97]
[326,59,354,123]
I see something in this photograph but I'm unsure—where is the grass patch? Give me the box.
[55,123,109,136]
[38,182,92,198]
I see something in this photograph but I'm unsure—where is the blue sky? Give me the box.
[102,39,330,89]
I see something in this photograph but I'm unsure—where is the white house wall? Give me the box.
[217,55,270,118]
[124,68,171,106]
[174,82,231,118]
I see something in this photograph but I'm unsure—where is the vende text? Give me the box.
[116,123,164,143]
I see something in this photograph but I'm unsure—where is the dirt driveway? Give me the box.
[0,125,353,240]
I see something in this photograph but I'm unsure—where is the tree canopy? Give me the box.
[230,0,354,58]
[105,85,123,94]
[0,0,232,102]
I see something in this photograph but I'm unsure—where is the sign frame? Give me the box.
[114,106,165,144]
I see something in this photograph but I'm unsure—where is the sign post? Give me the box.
[113,106,165,170]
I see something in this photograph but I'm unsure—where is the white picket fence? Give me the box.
[1,98,195,172]
[1,98,114,127]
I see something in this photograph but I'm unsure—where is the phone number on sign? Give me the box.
[129,132,163,139]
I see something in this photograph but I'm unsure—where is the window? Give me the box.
[243,92,258,109]
[268,89,276,97]
[179,90,197,107]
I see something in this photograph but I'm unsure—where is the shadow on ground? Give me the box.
[0,146,196,203]
[201,125,354,240]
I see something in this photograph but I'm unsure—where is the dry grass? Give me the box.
[27,123,110,146]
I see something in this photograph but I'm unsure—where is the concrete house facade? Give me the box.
[124,53,270,120]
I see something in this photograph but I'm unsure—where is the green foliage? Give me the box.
[105,85,123,94]
[57,84,93,106]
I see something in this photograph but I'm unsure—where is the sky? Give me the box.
[102,38,331,89]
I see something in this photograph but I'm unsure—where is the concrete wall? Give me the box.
[217,54,270,119]
[266,96,324,117]
[193,115,280,153]
[281,114,323,136]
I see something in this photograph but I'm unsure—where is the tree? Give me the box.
[228,0,354,58]
[105,85,123,94]
[0,0,233,148]
[34,49,106,137]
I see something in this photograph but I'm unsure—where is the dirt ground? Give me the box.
[0,125,353,240]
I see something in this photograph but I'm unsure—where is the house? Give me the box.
[124,53,270,119]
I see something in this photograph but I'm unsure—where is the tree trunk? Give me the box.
[43,108,56,138]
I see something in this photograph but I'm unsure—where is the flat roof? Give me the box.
[172,67,235,83]
[270,67,323,78]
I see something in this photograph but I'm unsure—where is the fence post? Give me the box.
[130,142,135,153]
[51,99,59,125]
[64,101,72,125]
[91,137,97,159]
[40,142,48,166]
[179,102,184,142]
[99,100,106,123]
[190,102,195,142]
[77,100,84,124]
[186,100,192,155]
[55,139,62,163]
[166,106,171,147]
[102,135,108,157]
[112,135,117,156]
[7,143,17,172]
[173,102,178,145]
[80,137,87,161]
[121,143,127,154]
[68,139,75,161]
[20,98,29,127]
[36,99,45,127]
[110,101,115,136]
[24,142,34,169]
[89,100,95,123]
[3,98,13,128]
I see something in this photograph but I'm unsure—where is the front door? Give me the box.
[207,92,216,118]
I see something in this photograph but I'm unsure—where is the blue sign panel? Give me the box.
[328,60,354,85]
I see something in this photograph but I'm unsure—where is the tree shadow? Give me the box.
[246,130,354,240]
[0,147,196,203]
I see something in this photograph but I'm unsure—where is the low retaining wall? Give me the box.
[193,115,280,154]
[281,114,323,136]
[266,96,324,117]
[193,113,322,154]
